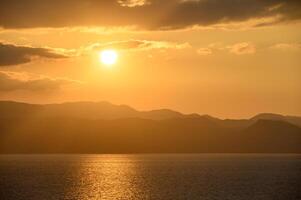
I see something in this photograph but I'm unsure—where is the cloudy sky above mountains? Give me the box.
[0,0,300,118]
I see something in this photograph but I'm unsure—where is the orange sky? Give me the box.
[0,0,300,118]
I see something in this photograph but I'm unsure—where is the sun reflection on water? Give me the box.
[63,155,140,200]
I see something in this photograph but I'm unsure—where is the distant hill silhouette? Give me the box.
[0,101,300,153]
[0,101,195,120]
[251,113,301,127]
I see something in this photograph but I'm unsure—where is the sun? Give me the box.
[99,50,118,66]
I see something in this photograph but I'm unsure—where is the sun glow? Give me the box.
[99,50,118,66]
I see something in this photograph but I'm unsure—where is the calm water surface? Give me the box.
[0,154,300,200]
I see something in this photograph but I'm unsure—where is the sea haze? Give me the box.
[0,154,300,200]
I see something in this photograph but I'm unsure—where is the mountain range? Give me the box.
[0,101,300,153]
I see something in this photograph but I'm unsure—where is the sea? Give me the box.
[0,154,300,200]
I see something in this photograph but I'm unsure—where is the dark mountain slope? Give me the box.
[0,101,300,153]
[237,120,301,153]
[0,117,300,153]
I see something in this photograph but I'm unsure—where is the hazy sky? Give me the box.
[0,0,300,118]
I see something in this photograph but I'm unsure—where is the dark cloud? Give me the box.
[0,43,68,66]
[0,71,77,92]
[0,0,300,30]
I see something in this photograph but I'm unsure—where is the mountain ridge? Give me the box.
[0,101,300,153]
[0,100,300,124]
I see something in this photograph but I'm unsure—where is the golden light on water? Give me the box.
[63,155,138,200]
[99,50,118,66]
